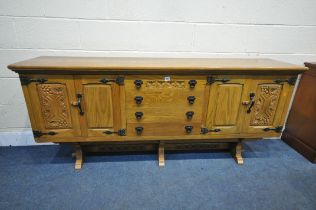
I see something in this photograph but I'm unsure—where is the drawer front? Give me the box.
[127,122,202,136]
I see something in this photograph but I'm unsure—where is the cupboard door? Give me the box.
[75,76,125,137]
[23,75,81,139]
[205,77,249,134]
[243,77,294,134]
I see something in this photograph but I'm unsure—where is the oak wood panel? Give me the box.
[206,77,250,134]
[243,76,294,134]
[83,85,114,128]
[25,75,81,138]
[74,76,125,137]
[8,56,307,74]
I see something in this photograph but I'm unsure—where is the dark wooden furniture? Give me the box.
[8,57,307,169]
[282,62,316,163]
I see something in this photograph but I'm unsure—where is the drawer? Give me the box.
[127,122,202,136]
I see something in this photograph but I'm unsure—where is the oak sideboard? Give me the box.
[8,57,307,169]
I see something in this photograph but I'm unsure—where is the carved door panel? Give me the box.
[242,77,294,135]
[205,77,250,134]
[74,76,125,137]
[24,75,81,138]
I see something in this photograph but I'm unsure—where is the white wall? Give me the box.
[0,0,316,146]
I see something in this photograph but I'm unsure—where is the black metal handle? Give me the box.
[135,112,143,120]
[247,93,255,114]
[186,111,194,120]
[207,76,230,84]
[99,76,124,85]
[274,77,296,86]
[188,80,197,88]
[187,96,196,104]
[135,96,143,104]
[263,126,283,133]
[75,94,84,115]
[185,125,193,133]
[200,128,221,134]
[135,126,144,135]
[103,129,126,136]
[20,77,48,86]
[134,80,143,88]
[33,130,57,138]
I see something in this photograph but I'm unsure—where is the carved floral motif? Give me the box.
[37,84,72,129]
[146,80,185,88]
[250,85,281,126]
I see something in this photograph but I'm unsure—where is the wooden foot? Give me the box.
[232,142,244,165]
[73,144,84,170]
[158,142,165,167]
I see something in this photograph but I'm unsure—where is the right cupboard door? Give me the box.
[242,77,294,135]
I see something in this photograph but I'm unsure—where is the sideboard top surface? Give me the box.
[8,56,307,74]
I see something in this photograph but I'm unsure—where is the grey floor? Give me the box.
[0,139,316,210]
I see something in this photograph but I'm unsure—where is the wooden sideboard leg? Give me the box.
[73,144,84,170]
[232,142,244,165]
[158,142,165,167]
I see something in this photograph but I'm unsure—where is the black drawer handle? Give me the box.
[134,80,143,88]
[188,80,197,88]
[200,128,221,134]
[207,76,230,84]
[135,126,144,135]
[135,112,143,120]
[186,111,194,120]
[185,125,193,133]
[135,96,143,104]
[187,96,196,104]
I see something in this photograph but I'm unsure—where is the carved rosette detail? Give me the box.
[146,80,185,88]
[37,84,72,129]
[250,85,281,126]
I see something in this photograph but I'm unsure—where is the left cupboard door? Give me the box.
[22,75,81,140]
[74,76,125,137]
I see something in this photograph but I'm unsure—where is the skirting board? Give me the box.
[0,130,52,146]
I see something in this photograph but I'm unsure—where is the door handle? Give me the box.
[243,93,255,113]
[72,94,84,115]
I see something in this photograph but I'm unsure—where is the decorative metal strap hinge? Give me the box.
[274,77,297,86]
[99,76,124,85]
[103,129,126,136]
[200,128,221,134]
[262,126,283,133]
[20,77,48,86]
[33,130,57,138]
[207,76,230,84]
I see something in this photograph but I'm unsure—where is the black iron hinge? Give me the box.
[20,77,48,86]
[33,130,57,138]
[103,129,126,136]
[206,76,230,84]
[274,77,297,86]
[100,76,124,85]
[200,128,221,134]
[262,126,283,133]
